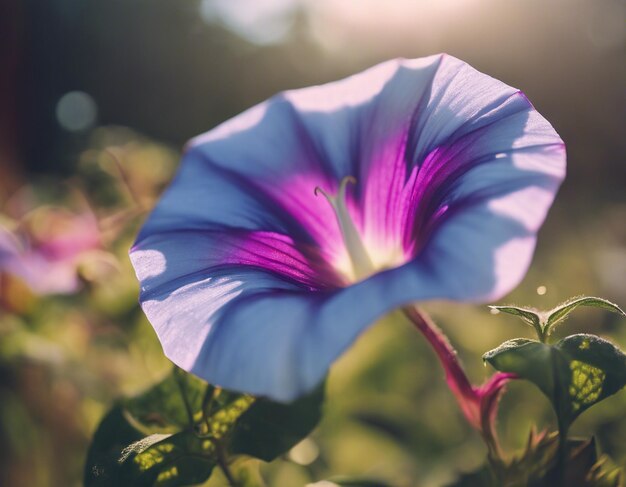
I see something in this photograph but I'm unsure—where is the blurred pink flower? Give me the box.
[0,207,101,295]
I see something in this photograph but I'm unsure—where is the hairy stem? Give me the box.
[403,305,506,481]
[403,306,475,406]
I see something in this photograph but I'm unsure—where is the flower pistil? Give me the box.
[314,176,376,282]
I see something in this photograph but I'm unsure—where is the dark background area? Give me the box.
[4,0,625,206]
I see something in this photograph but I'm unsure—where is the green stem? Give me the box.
[549,417,568,487]
[215,441,239,487]
[201,384,217,420]
[484,444,505,486]
[550,351,568,486]
[536,324,546,343]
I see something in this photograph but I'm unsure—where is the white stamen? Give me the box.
[315,176,375,280]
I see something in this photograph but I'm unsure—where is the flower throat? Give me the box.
[315,176,375,281]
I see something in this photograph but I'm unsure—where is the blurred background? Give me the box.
[1,0,625,485]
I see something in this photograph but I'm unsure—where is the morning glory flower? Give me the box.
[131,54,566,402]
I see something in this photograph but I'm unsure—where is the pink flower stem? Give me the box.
[403,305,504,461]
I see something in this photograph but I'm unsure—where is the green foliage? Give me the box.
[116,431,217,487]
[84,406,145,486]
[231,383,325,461]
[84,368,325,486]
[124,368,208,432]
[483,334,626,429]
[545,297,625,333]
[490,296,625,342]
[490,305,544,338]
[448,431,624,487]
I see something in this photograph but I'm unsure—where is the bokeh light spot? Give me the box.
[55,91,98,132]
[198,0,299,45]
[288,438,319,465]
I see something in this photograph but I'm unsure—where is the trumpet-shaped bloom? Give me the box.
[131,54,566,402]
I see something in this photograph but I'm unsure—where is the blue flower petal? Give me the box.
[132,234,439,401]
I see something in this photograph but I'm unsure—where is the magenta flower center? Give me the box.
[314,175,407,283]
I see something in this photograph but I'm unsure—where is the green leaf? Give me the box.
[124,368,208,431]
[204,393,256,441]
[86,368,327,486]
[84,406,145,486]
[484,338,555,396]
[545,297,625,337]
[84,407,218,487]
[230,382,325,461]
[489,305,542,334]
[490,296,625,342]
[558,335,626,418]
[483,334,626,428]
[118,431,216,487]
